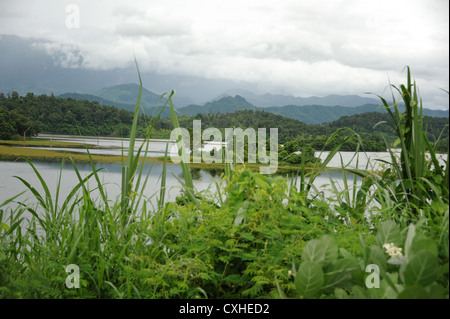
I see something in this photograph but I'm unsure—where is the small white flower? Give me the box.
[383,242,406,265]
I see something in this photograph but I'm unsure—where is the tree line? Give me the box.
[0,92,447,152]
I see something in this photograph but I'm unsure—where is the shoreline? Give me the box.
[0,141,328,174]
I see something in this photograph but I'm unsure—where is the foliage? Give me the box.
[369,67,449,223]
[0,90,165,138]
[286,219,449,299]
[279,141,321,164]
[0,67,448,299]
[3,90,447,152]
[0,106,39,140]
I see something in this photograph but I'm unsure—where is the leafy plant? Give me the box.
[372,67,449,222]
[292,235,360,298]
[283,219,449,299]
[0,66,447,300]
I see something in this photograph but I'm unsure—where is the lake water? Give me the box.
[1,134,447,211]
[0,160,220,208]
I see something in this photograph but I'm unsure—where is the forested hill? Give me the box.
[0,92,142,138]
[168,110,448,151]
[0,92,448,152]
[56,90,449,125]
[177,95,449,124]
[57,92,137,113]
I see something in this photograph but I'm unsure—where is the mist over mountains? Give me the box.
[1,34,448,125]
[214,89,380,107]
[57,84,448,125]
[0,34,255,107]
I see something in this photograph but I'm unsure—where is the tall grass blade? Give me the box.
[158,143,169,212]
[306,127,361,192]
[168,90,197,204]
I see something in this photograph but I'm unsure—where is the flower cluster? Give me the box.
[383,243,406,265]
[383,243,403,258]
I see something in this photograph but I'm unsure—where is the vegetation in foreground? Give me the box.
[0,67,448,299]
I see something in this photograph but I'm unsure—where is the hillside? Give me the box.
[170,110,448,151]
[93,83,166,111]
[57,92,135,112]
[55,87,449,125]
[177,95,448,124]
[215,89,381,107]
[178,95,257,116]
[1,92,447,152]
[91,83,194,111]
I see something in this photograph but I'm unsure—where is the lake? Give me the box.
[1,134,447,211]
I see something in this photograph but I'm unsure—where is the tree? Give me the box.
[0,109,14,139]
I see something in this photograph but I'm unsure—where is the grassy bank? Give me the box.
[0,144,164,164]
[0,140,326,174]
[0,139,90,148]
[0,67,448,300]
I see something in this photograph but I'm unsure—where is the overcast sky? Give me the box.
[0,0,449,109]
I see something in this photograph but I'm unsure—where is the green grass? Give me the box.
[0,67,447,299]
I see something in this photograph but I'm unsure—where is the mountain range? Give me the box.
[56,83,448,125]
[214,88,380,107]
[177,96,448,124]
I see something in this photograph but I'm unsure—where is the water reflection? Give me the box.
[1,134,447,214]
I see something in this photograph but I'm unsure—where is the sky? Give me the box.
[0,0,449,109]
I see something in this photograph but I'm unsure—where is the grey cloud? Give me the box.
[32,42,85,69]
[116,20,190,37]
[0,0,447,110]
[114,7,192,38]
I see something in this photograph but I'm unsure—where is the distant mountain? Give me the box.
[177,95,449,124]
[93,83,167,111]
[178,95,257,116]
[55,91,449,124]
[91,83,196,111]
[215,89,381,107]
[57,90,176,118]
[264,103,449,124]
[56,92,136,111]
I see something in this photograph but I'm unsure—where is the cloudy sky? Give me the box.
[0,0,449,109]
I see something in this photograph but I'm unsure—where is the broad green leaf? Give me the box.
[409,238,438,259]
[302,239,325,264]
[366,279,390,299]
[295,261,324,299]
[427,283,447,299]
[334,288,349,299]
[368,245,387,274]
[375,220,402,247]
[319,235,338,266]
[403,251,439,287]
[387,255,407,265]
[322,258,360,292]
[404,224,416,259]
[351,285,370,299]
[397,286,429,299]
[439,262,449,277]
